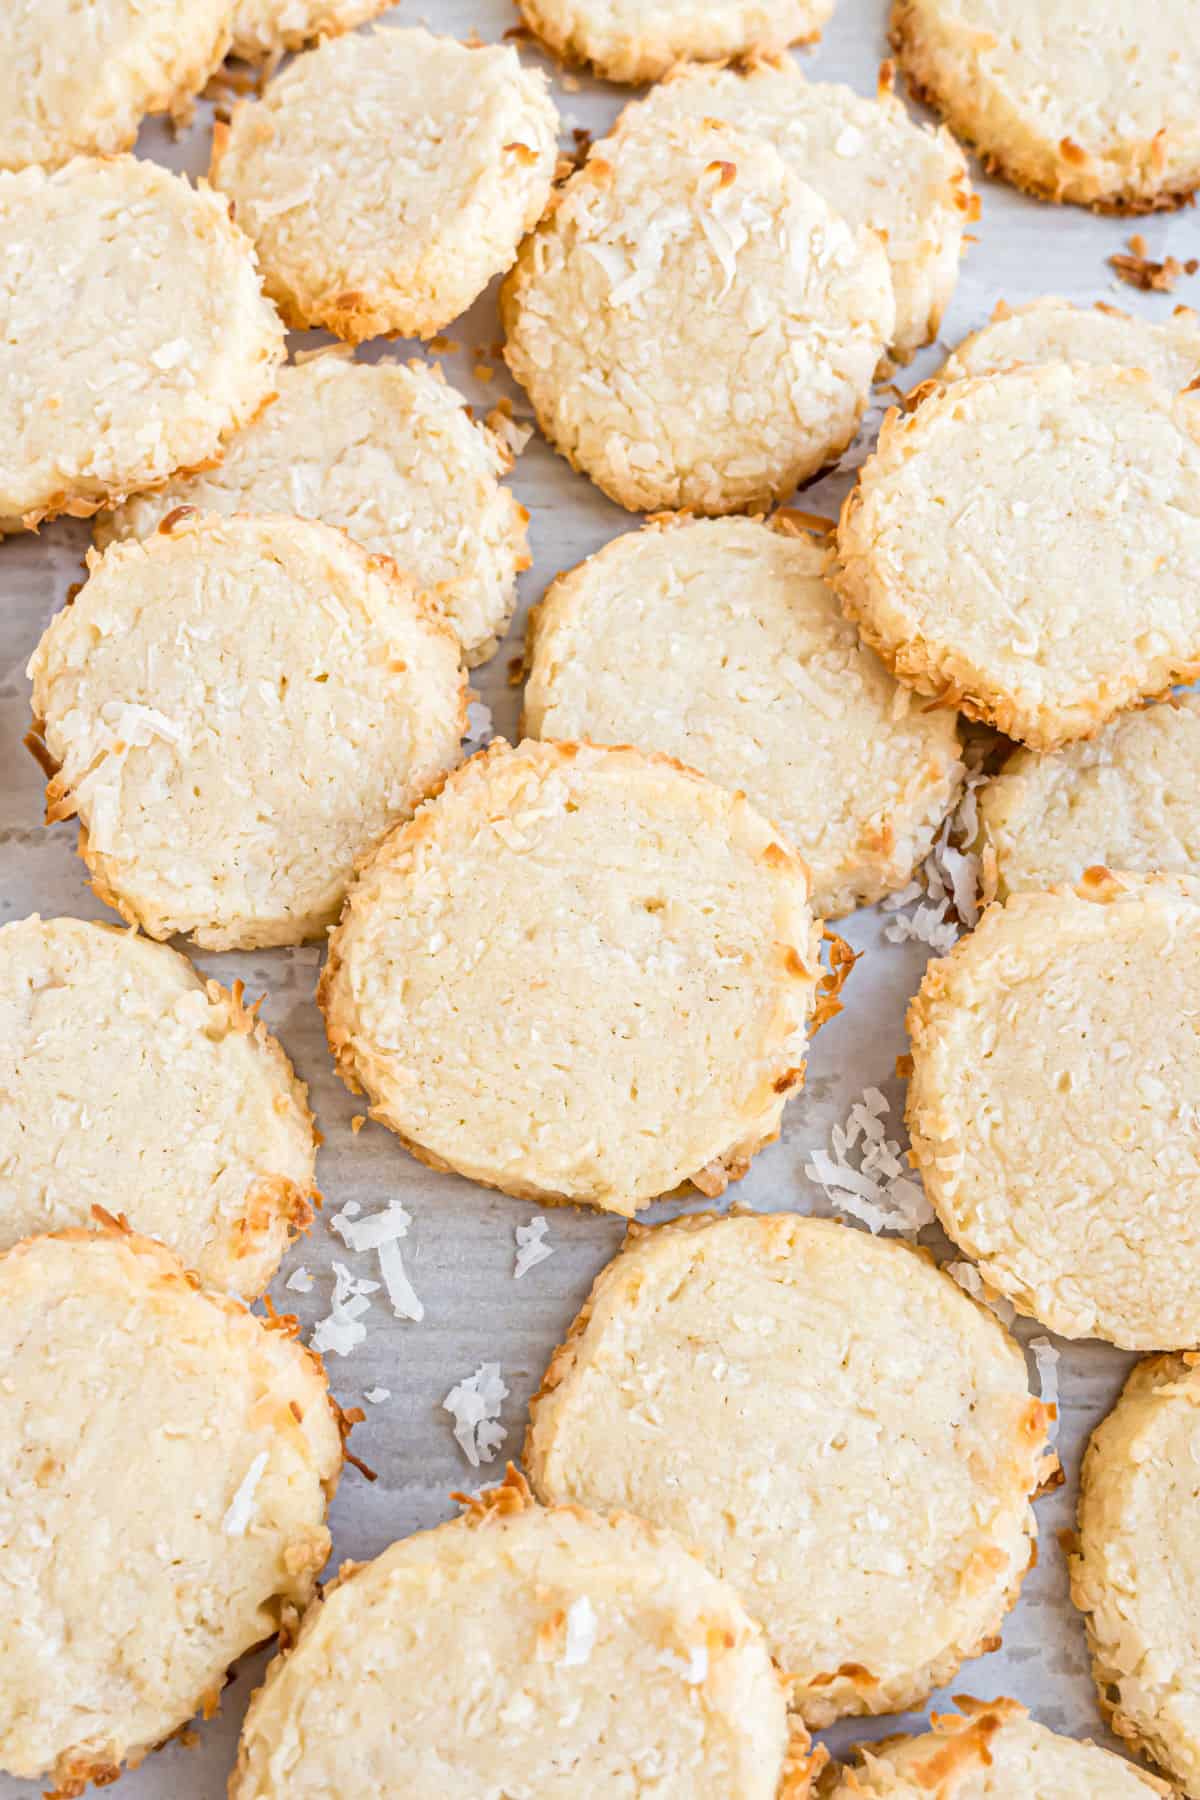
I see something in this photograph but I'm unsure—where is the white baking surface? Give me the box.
[2,4,1197,1793]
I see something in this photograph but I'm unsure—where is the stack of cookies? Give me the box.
[2,0,1200,1795]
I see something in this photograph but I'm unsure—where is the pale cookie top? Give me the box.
[517,0,834,83]
[835,363,1200,751]
[502,119,894,516]
[826,1696,1171,1796]
[0,0,231,171]
[890,0,1200,210]
[231,1472,796,1800]
[96,353,529,667]
[616,56,973,364]
[907,871,1200,1349]
[522,515,963,919]
[210,28,559,342]
[320,739,825,1215]
[0,156,284,534]
[0,914,316,1297]
[231,0,393,58]
[0,1228,342,1793]
[978,695,1200,902]
[28,512,466,953]
[935,297,1200,391]
[526,1213,1051,1730]
[1072,1354,1200,1796]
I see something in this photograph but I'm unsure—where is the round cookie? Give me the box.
[0,914,316,1297]
[890,0,1200,211]
[978,695,1200,903]
[935,297,1200,392]
[522,515,963,919]
[517,0,833,83]
[231,0,393,59]
[501,119,894,516]
[825,1696,1171,1796]
[1,0,231,171]
[230,1469,799,1800]
[210,28,559,343]
[0,156,284,534]
[28,512,466,952]
[615,55,973,365]
[526,1213,1052,1728]
[96,354,529,668]
[907,870,1200,1349]
[835,362,1200,751]
[1072,1354,1200,1796]
[0,1227,342,1792]
[319,739,826,1214]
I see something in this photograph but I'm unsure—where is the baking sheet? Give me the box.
[1,2,1197,1792]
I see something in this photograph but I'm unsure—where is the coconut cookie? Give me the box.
[890,0,1200,211]
[907,871,1200,1349]
[502,120,894,515]
[527,1213,1051,1728]
[320,739,826,1214]
[935,297,1200,392]
[210,29,558,343]
[615,56,973,365]
[231,1470,798,1799]
[1,0,231,171]
[0,156,284,534]
[0,914,316,1297]
[835,363,1200,751]
[96,354,529,667]
[0,1227,341,1793]
[523,516,962,918]
[517,0,833,83]
[231,0,392,59]
[1072,1355,1200,1796]
[28,513,465,952]
[978,696,1200,903]
[826,1696,1171,1796]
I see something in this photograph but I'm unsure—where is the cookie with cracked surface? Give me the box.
[210,28,558,343]
[319,739,826,1215]
[28,512,466,952]
[230,0,393,58]
[907,870,1200,1349]
[824,1695,1171,1795]
[0,1227,342,1793]
[518,0,833,82]
[835,362,1200,751]
[0,914,316,1297]
[0,0,231,171]
[614,54,972,365]
[977,695,1200,903]
[890,0,1200,211]
[0,156,284,535]
[526,1212,1052,1728]
[96,353,529,667]
[1072,1354,1200,1797]
[501,119,894,515]
[933,297,1200,392]
[230,1470,805,1800]
[522,514,962,919]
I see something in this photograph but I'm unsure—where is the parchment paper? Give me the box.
[1,3,1196,1791]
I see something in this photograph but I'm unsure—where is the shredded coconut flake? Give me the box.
[947,1260,1017,1327]
[222,1451,268,1536]
[562,1595,598,1667]
[378,1236,424,1322]
[1031,1336,1061,1441]
[514,1214,553,1278]
[805,1088,934,1236]
[309,1261,378,1357]
[364,1386,391,1404]
[330,1198,411,1254]
[443,1361,508,1467]
[285,1266,314,1293]
[883,754,988,952]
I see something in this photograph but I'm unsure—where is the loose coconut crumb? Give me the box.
[805,1086,934,1236]
[285,1266,315,1294]
[947,1259,1017,1327]
[463,696,496,755]
[222,1450,268,1536]
[1030,1337,1060,1443]
[562,1595,598,1667]
[443,1361,509,1468]
[514,1214,553,1278]
[364,1386,391,1405]
[1109,233,1198,292]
